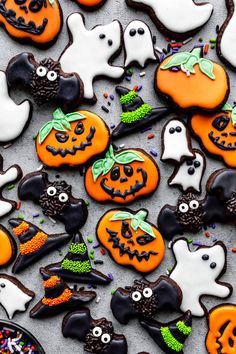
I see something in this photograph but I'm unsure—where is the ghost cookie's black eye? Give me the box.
[58,192,69,203]
[194,161,201,168]
[99,34,106,39]
[210,262,216,269]
[169,127,175,134]
[0,283,5,288]
[129,28,136,36]
[143,287,153,298]
[47,186,57,196]
[202,254,209,261]
[179,203,189,213]
[189,200,199,209]
[132,291,142,302]
[47,70,57,82]
[92,327,102,337]
[101,334,111,344]
[108,39,113,46]
[138,28,145,35]
[36,66,47,77]
[188,167,195,175]
[176,126,182,133]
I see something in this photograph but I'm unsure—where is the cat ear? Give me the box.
[111,288,137,325]
[158,205,184,240]
[56,73,83,112]
[62,308,93,342]
[18,171,48,203]
[57,201,88,234]
[6,52,35,87]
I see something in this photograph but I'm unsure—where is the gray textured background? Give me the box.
[0,0,236,353]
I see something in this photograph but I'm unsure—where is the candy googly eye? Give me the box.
[132,291,142,302]
[92,327,102,337]
[179,203,189,213]
[47,186,57,196]
[189,200,199,209]
[101,333,111,344]
[58,193,69,203]
[36,66,47,77]
[47,70,57,82]
[143,287,153,298]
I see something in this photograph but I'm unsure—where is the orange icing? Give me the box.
[0,228,13,266]
[77,0,105,6]
[43,276,60,288]
[42,288,72,306]
[13,221,30,236]
[20,232,48,255]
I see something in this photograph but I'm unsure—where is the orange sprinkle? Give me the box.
[204,44,209,55]
[20,232,48,255]
[42,288,72,306]
[43,275,60,288]
[133,85,138,91]
[13,221,30,236]
[103,92,108,98]
[205,231,210,238]
[16,201,21,210]
[232,248,236,253]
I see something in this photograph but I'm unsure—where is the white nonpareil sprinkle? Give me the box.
[155,46,163,53]
[139,71,146,77]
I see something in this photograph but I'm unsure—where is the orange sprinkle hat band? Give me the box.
[42,288,72,306]
[43,275,60,289]
[20,232,48,255]
[13,221,30,236]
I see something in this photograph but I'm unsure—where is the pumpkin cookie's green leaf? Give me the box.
[199,58,215,80]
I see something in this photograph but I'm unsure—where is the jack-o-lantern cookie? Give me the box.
[36,108,110,168]
[156,47,229,112]
[0,225,16,268]
[84,145,160,204]
[96,208,165,273]
[0,0,62,47]
[190,103,236,167]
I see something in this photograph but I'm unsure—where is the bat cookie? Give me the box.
[9,218,72,274]
[59,13,124,103]
[6,53,83,111]
[62,308,128,354]
[36,108,110,168]
[85,145,160,204]
[18,171,88,234]
[30,268,96,318]
[169,238,232,317]
[0,225,17,268]
[44,232,111,285]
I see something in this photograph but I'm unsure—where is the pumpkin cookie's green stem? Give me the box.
[222,102,236,126]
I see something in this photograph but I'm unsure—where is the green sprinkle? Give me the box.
[87,237,93,243]
[69,243,87,254]
[187,238,193,244]
[59,251,63,256]
[176,321,192,335]
[39,218,45,224]
[167,267,171,274]
[209,38,216,43]
[7,184,15,190]
[18,214,24,220]
[160,327,183,352]
[111,289,116,295]
[121,103,152,123]
[33,133,37,140]
[85,200,90,206]
[211,44,215,49]
[90,253,95,260]
[198,37,203,42]
[127,68,134,75]
[120,90,137,105]
[61,259,92,273]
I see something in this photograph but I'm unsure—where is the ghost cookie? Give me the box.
[6,53,83,112]
[156,47,229,112]
[36,108,110,168]
[75,0,107,10]
[0,274,34,319]
[161,119,194,163]
[0,225,16,268]
[169,238,232,317]
[124,20,157,68]
[30,268,96,318]
[112,86,170,140]
[168,149,206,194]
[126,0,213,39]
[62,308,128,354]
[84,145,160,204]
[18,171,88,234]
[59,13,124,103]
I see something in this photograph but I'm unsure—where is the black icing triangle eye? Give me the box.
[129,29,136,36]
[138,28,145,35]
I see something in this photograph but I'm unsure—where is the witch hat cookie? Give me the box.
[9,218,72,274]
[30,268,96,318]
[140,311,192,354]
[111,86,170,139]
[44,232,111,285]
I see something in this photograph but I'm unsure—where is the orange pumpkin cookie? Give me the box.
[206,304,236,354]
[36,108,110,168]
[96,208,165,273]
[156,47,229,112]
[84,145,160,204]
[191,103,236,167]
[0,0,62,47]
[75,0,106,9]
[0,225,16,267]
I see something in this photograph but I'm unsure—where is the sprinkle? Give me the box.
[204,43,209,55]
[111,289,116,295]
[209,38,216,43]
[125,76,131,81]
[171,67,179,72]
[137,85,143,91]
[39,218,45,224]
[89,252,95,260]
[36,164,44,171]
[139,71,146,77]
[150,148,158,157]
[155,46,163,53]
[110,124,116,129]
[133,85,138,91]
[100,248,106,255]
[101,105,109,113]
[96,296,101,304]
[85,200,90,206]
[87,284,92,289]
[159,53,165,62]
[187,238,193,244]
[210,224,216,229]
[212,237,218,242]
[183,37,192,45]
[205,231,210,238]
[232,248,236,253]
[119,144,125,149]
[108,101,111,106]
[16,201,21,210]
[171,43,182,48]
[7,184,15,190]
[94,260,104,265]
[93,243,100,249]
[58,249,63,256]
[3,143,12,149]
[192,241,202,246]
[211,44,215,49]
[148,133,155,139]
[33,213,40,218]
[103,92,108,98]
[110,94,114,100]
[87,237,93,243]
[194,43,204,48]
[166,267,171,275]
[49,216,56,224]
[199,37,203,42]
[33,133,37,140]
[18,214,24,220]
[127,68,134,75]
[108,273,114,281]
[168,241,172,249]
[216,25,220,33]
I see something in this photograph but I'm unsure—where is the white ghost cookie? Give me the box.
[170,238,232,317]
[59,13,124,101]
[124,20,156,68]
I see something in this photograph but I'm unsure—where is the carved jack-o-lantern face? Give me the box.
[36,109,110,168]
[85,146,160,204]
[0,0,62,46]
[96,209,165,273]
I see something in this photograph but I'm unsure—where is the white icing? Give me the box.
[124,20,156,67]
[130,0,213,34]
[0,278,33,319]
[170,239,230,317]
[0,71,31,143]
[0,166,21,217]
[169,151,205,192]
[60,13,124,100]
[161,119,194,162]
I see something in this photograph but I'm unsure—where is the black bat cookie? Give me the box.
[6,52,84,111]
[18,171,88,234]
[62,308,128,354]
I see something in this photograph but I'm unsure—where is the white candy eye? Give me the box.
[132,291,142,302]
[92,327,102,337]
[179,203,189,213]
[101,333,111,344]
[47,70,57,81]
[59,193,68,203]
[189,200,199,210]
[143,287,153,298]
[36,66,47,77]
[47,186,57,196]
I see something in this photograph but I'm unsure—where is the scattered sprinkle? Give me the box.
[93,243,100,249]
[125,76,131,82]
[110,94,114,100]
[33,133,37,140]
[110,124,116,129]
[36,164,44,171]
[212,237,218,242]
[139,71,146,77]
[89,252,95,260]
[187,238,193,244]
[199,37,203,42]
[3,143,12,149]
[137,85,143,91]
[18,214,24,220]
[100,248,106,255]
[232,248,236,253]
[16,201,21,210]
[119,144,125,149]
[108,273,114,281]
[101,105,109,113]
[103,92,108,98]
[87,237,93,243]
[94,260,104,265]
[155,46,163,53]
[159,53,165,62]
[168,241,172,249]
[85,200,90,206]
[204,43,209,55]
[49,216,56,224]
[108,101,111,106]
[127,68,134,75]
[183,37,192,45]
[150,148,158,157]
[33,213,40,218]
[192,241,202,246]
[209,38,216,43]
[96,296,101,304]
[205,231,210,238]
[133,84,138,91]
[7,184,15,190]
[111,289,116,295]
[210,44,215,49]
[148,133,155,139]
[39,218,45,224]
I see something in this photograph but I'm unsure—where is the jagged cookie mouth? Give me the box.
[208,131,236,151]
[100,168,147,199]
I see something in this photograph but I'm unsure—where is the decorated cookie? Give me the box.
[205,304,236,354]
[0,225,16,268]
[75,0,106,10]
[111,276,182,324]
[190,103,236,168]
[59,13,124,102]
[169,238,232,317]
[18,171,88,234]
[112,86,170,139]
[124,20,156,68]
[96,208,165,273]
[6,53,83,111]
[36,108,110,168]
[168,149,206,194]
[140,311,192,354]
[44,232,111,285]
[62,308,128,354]
[126,0,213,39]
[30,268,96,318]
[161,119,194,163]
[0,0,62,47]
[156,47,229,112]
[85,145,160,204]
[0,274,34,319]
[9,218,71,274]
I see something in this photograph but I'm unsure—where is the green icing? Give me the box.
[121,103,152,123]
[176,321,192,335]
[69,243,87,254]
[61,259,92,273]
[160,327,183,352]
[120,90,137,105]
